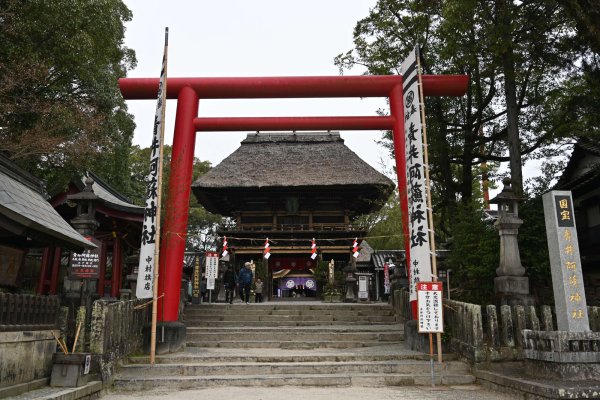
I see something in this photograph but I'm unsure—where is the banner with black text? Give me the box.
[136,42,168,299]
[402,47,433,302]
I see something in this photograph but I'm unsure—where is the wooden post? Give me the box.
[417,52,442,364]
[50,248,61,295]
[150,27,169,365]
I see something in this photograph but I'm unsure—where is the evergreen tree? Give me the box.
[0,0,136,191]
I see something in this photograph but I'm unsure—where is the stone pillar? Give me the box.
[344,259,357,303]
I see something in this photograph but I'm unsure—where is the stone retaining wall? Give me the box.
[0,330,55,389]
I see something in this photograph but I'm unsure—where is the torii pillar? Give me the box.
[119,74,468,325]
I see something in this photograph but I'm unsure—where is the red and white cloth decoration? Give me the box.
[352,237,360,259]
[263,238,271,260]
[221,236,228,258]
[310,238,318,260]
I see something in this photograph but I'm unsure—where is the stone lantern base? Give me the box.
[494,276,536,307]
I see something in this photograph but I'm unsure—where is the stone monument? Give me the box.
[490,178,535,306]
[521,190,600,381]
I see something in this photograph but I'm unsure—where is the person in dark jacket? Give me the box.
[238,262,254,304]
[223,265,237,304]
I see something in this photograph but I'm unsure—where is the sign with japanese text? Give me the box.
[543,191,589,331]
[191,255,202,305]
[358,275,368,299]
[402,47,433,302]
[136,43,168,299]
[205,252,219,290]
[69,237,101,279]
[417,281,443,333]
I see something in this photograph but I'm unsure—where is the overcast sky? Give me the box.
[122,0,395,177]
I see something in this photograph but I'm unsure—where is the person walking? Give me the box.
[238,262,253,304]
[223,265,237,304]
[254,278,264,303]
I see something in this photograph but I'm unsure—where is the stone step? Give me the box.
[185,308,396,316]
[113,302,477,391]
[186,340,404,349]
[5,381,103,400]
[117,360,470,378]
[127,352,430,365]
[113,372,476,391]
[186,331,404,342]
[186,325,404,333]
[185,315,398,323]
[190,304,395,310]
[184,320,397,327]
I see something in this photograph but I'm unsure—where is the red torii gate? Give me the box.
[119,74,468,322]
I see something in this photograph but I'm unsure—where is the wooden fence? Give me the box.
[0,293,60,331]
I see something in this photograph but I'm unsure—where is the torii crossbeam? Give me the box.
[119,74,468,322]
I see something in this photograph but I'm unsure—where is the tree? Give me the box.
[335,0,587,234]
[445,202,499,304]
[127,144,223,252]
[0,0,136,192]
[355,192,404,250]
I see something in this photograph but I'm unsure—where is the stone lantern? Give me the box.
[67,177,100,236]
[489,177,534,306]
[65,176,101,352]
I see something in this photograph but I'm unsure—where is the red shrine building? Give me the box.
[192,132,394,299]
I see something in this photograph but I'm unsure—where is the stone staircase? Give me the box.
[112,302,475,390]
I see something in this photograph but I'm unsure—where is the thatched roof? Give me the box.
[192,132,395,215]
[194,132,393,188]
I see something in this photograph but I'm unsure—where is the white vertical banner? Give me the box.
[136,31,168,299]
[402,47,433,302]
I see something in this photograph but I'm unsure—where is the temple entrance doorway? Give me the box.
[270,256,318,299]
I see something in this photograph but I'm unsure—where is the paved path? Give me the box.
[102,385,514,400]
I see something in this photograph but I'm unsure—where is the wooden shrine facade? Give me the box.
[193,132,395,298]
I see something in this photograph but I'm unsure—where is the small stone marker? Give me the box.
[542,190,589,331]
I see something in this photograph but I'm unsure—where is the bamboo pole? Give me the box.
[52,330,68,355]
[150,27,169,366]
[71,322,82,353]
[416,49,443,364]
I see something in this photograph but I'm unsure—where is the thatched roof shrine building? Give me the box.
[192,132,394,300]
[193,132,394,215]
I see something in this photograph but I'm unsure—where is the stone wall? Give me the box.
[0,330,56,389]
[90,298,148,382]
